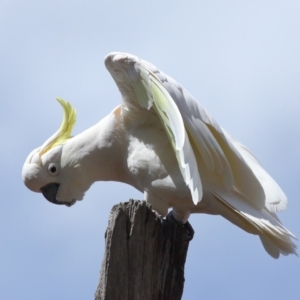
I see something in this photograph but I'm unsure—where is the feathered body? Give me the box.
[22,52,297,258]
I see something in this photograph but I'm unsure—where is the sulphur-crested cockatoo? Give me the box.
[22,52,296,258]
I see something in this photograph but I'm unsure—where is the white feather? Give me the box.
[222,129,288,213]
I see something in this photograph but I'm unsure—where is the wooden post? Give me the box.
[94,200,193,300]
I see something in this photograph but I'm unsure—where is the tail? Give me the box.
[210,191,297,258]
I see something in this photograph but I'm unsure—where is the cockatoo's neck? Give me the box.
[61,106,129,185]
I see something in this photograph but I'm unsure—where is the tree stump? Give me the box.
[95,200,193,300]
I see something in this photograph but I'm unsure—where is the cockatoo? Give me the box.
[22,52,297,258]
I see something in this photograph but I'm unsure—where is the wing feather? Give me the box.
[222,129,288,212]
[160,75,266,210]
[133,64,202,204]
[105,52,296,257]
[105,52,286,213]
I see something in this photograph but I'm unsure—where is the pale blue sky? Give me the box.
[1,1,299,299]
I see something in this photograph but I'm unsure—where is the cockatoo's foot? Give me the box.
[166,211,194,241]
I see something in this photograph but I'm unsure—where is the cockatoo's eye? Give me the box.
[48,163,59,176]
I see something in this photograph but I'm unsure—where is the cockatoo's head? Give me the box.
[22,98,85,206]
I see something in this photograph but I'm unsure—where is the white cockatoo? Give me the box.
[22,52,296,258]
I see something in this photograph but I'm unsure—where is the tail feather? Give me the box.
[211,191,297,258]
[259,235,281,259]
[259,234,297,258]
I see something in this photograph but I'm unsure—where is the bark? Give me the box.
[95,200,193,300]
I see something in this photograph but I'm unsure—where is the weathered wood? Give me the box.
[95,200,193,300]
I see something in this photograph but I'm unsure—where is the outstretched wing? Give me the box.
[152,71,267,210]
[105,52,202,204]
[105,52,295,258]
[105,52,287,213]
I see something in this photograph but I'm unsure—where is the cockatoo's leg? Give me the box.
[171,207,191,224]
[144,191,169,217]
[144,191,194,240]
[167,211,194,241]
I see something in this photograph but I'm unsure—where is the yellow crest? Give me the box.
[40,98,76,156]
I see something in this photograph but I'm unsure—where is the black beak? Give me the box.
[41,183,64,205]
